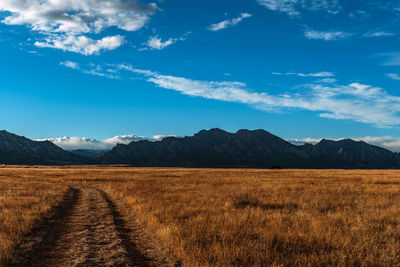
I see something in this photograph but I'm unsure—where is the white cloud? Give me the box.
[40,137,111,150]
[383,53,400,66]
[386,73,400,81]
[273,71,335,77]
[288,136,400,152]
[0,0,156,34]
[146,36,175,50]
[117,64,135,72]
[257,0,300,16]
[132,69,400,127]
[61,62,121,79]
[364,31,395,37]
[35,35,125,56]
[257,0,341,17]
[318,78,337,83]
[152,135,177,141]
[102,135,148,148]
[142,34,188,50]
[304,30,351,41]
[60,61,79,70]
[0,0,157,54]
[208,13,252,32]
[82,69,120,80]
[38,134,175,150]
[61,62,400,128]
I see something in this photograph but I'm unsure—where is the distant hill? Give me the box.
[0,130,84,165]
[100,128,400,169]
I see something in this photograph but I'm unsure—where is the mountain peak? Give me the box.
[195,128,231,137]
[236,129,273,135]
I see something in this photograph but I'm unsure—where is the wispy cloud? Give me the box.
[0,0,157,55]
[257,0,300,17]
[61,63,400,128]
[133,69,400,127]
[60,62,120,79]
[364,31,395,38]
[382,53,400,66]
[304,30,351,41]
[386,73,400,80]
[141,32,190,50]
[60,61,79,70]
[273,71,335,77]
[208,13,252,32]
[318,78,337,83]
[257,0,341,17]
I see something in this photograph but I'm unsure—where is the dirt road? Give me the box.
[12,185,152,267]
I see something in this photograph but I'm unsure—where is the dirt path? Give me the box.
[12,185,152,267]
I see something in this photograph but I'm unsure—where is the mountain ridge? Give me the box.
[1,129,400,168]
[100,128,400,169]
[0,130,86,165]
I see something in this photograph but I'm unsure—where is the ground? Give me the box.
[1,167,400,266]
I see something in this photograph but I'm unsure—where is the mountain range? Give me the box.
[0,130,84,165]
[1,129,400,169]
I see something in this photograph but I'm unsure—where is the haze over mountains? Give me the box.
[2,129,400,169]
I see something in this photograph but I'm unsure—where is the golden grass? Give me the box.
[1,167,400,266]
[0,170,68,265]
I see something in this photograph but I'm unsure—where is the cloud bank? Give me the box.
[39,134,176,150]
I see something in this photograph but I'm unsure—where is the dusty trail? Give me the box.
[13,185,151,267]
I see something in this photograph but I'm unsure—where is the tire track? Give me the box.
[11,185,152,267]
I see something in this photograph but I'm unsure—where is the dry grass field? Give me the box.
[0,167,400,266]
[0,171,69,265]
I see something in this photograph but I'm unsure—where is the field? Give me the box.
[0,167,400,266]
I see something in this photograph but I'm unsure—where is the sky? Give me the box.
[1,0,400,151]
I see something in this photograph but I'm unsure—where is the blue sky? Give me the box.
[1,0,400,150]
